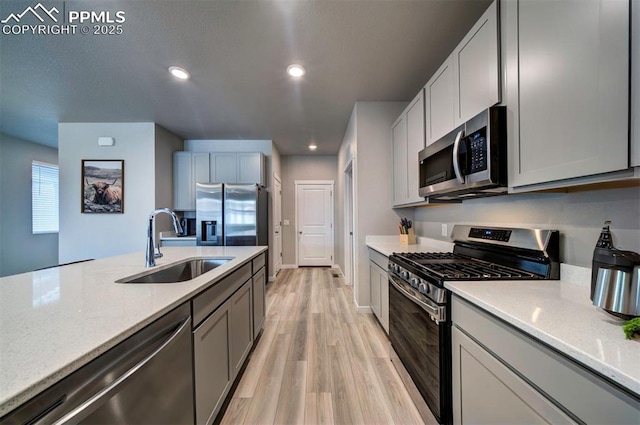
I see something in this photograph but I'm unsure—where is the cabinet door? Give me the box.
[406,90,425,203]
[369,262,381,318]
[193,153,211,185]
[238,153,264,185]
[507,0,629,188]
[632,2,640,167]
[230,280,253,378]
[173,152,193,211]
[425,55,455,146]
[194,302,232,425]
[210,153,238,183]
[380,269,389,334]
[452,326,575,425]
[252,267,266,336]
[392,115,409,206]
[453,0,499,125]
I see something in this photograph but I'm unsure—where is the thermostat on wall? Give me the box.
[98,137,115,146]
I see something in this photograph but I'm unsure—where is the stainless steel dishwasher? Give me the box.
[1,304,194,425]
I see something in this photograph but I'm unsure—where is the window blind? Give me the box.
[32,161,59,234]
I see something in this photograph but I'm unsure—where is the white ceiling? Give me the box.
[0,0,491,155]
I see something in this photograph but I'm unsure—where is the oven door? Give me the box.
[388,273,451,424]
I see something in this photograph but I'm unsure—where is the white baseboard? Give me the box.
[281,264,298,269]
[356,305,372,314]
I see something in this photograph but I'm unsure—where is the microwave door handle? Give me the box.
[452,130,465,184]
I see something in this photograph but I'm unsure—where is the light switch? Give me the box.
[283,219,290,226]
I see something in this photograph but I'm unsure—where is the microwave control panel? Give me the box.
[468,128,488,173]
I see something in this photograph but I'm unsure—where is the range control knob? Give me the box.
[418,283,429,294]
[400,270,409,279]
[410,278,419,288]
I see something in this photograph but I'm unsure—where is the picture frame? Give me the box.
[82,159,124,213]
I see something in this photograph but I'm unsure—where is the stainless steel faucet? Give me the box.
[146,208,183,267]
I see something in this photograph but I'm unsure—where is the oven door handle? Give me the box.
[388,273,444,323]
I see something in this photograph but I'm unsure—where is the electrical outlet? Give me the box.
[441,224,448,237]
[283,219,290,226]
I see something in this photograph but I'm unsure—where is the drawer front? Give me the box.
[252,253,265,274]
[368,248,389,271]
[192,263,252,327]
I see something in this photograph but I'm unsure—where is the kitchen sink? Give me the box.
[117,258,233,284]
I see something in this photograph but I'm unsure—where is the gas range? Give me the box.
[387,225,560,425]
[389,225,560,305]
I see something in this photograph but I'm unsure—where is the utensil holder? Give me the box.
[399,228,416,245]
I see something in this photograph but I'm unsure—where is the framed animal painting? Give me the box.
[82,160,124,213]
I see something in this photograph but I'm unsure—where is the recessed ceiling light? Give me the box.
[287,64,305,78]
[169,66,190,80]
[309,143,317,151]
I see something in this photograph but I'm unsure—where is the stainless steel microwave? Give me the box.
[418,106,507,201]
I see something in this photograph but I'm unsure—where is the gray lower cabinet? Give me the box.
[191,262,254,425]
[452,295,640,424]
[452,326,574,424]
[368,248,389,334]
[252,265,266,336]
[193,301,232,425]
[230,280,253,378]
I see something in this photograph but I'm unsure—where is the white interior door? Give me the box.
[274,175,282,275]
[296,182,334,267]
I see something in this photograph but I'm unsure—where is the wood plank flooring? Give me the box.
[219,268,429,425]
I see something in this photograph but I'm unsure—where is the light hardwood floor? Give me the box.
[218,267,428,425]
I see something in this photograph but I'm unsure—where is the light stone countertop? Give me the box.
[0,246,267,416]
[366,235,639,397]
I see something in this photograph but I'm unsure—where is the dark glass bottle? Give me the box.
[590,221,615,300]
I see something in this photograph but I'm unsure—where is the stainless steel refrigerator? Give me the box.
[196,182,268,249]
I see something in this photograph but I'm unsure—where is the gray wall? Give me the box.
[280,155,338,265]
[154,125,185,236]
[0,133,58,276]
[58,123,182,263]
[336,102,408,309]
[413,186,640,267]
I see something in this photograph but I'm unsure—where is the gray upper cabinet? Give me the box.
[632,2,640,168]
[425,56,455,146]
[210,152,265,185]
[392,114,409,206]
[453,0,500,126]
[393,91,425,207]
[425,0,500,146]
[210,153,237,183]
[505,0,629,189]
[173,152,210,211]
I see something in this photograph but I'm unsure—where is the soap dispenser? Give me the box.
[590,221,640,317]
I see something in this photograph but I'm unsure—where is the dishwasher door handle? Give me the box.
[52,317,192,425]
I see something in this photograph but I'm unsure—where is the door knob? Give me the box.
[299,231,302,235]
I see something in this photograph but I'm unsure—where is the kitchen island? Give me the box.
[0,246,267,417]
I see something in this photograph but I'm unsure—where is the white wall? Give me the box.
[59,123,183,263]
[0,133,59,276]
[280,155,338,265]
